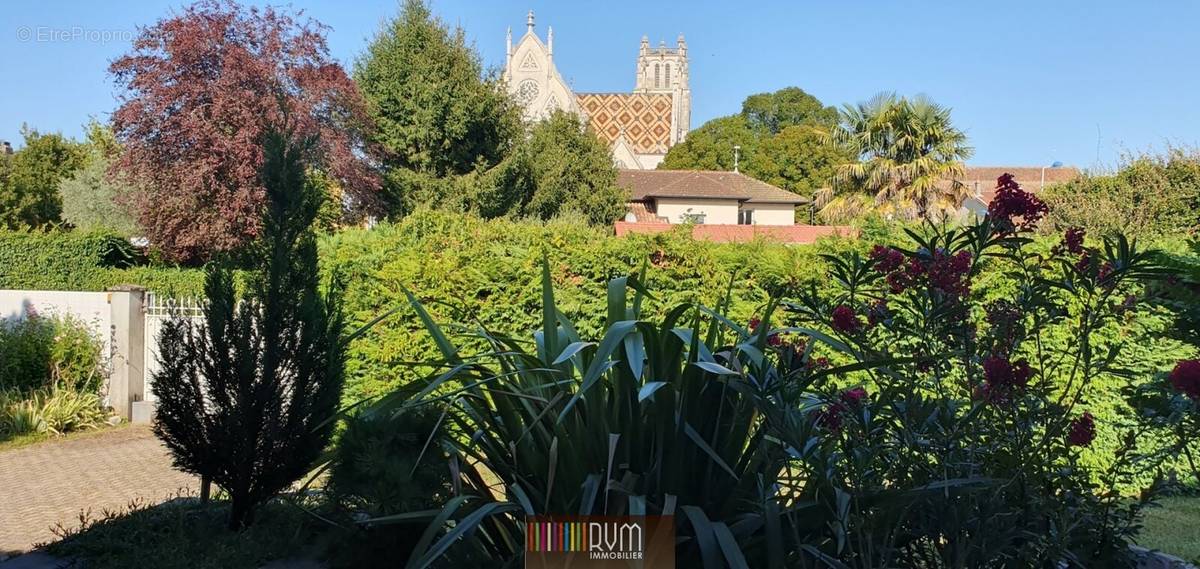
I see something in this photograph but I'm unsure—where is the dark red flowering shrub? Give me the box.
[872,246,972,297]
[1170,359,1200,400]
[1067,412,1097,447]
[869,245,904,272]
[1060,227,1086,255]
[816,403,845,431]
[772,172,1171,566]
[987,173,1048,233]
[841,386,868,407]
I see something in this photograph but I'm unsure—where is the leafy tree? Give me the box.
[514,112,627,225]
[823,92,973,221]
[753,125,849,198]
[58,122,138,235]
[1043,150,1200,239]
[661,87,848,203]
[152,126,347,530]
[58,153,139,235]
[0,127,85,229]
[356,0,520,214]
[110,0,378,262]
[660,115,759,172]
[741,86,838,135]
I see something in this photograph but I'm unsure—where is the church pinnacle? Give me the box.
[526,10,535,33]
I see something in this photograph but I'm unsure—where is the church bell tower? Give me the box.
[634,34,691,144]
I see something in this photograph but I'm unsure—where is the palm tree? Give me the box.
[819,93,973,221]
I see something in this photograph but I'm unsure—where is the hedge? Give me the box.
[0,230,207,295]
[2,213,1194,488]
[320,210,866,402]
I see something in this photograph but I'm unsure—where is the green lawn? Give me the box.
[1139,495,1200,564]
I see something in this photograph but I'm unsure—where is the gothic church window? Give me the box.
[515,80,540,105]
[654,64,660,88]
[665,64,671,87]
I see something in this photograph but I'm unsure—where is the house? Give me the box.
[618,169,806,226]
[614,169,855,244]
[957,166,1080,217]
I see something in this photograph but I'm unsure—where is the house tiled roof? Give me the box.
[578,93,674,154]
[617,169,807,204]
[957,166,1081,204]
[626,201,666,223]
[615,222,854,244]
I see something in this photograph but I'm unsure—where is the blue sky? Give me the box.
[2,1,1197,170]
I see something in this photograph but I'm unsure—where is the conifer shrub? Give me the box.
[151,126,348,529]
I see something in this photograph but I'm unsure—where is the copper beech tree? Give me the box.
[110,0,379,262]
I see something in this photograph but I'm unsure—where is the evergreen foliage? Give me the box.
[356,0,520,214]
[151,127,347,529]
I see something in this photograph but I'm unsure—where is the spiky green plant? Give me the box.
[364,262,820,568]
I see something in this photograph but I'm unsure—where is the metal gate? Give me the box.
[142,292,204,403]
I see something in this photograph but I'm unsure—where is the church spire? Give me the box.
[547,26,554,57]
[526,10,535,33]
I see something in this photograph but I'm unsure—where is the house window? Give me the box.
[738,209,754,225]
[680,211,706,224]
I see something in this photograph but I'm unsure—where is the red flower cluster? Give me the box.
[869,245,905,273]
[817,388,870,431]
[831,305,863,334]
[878,249,973,297]
[841,387,869,407]
[750,317,784,346]
[1061,227,1086,256]
[1067,412,1097,447]
[980,355,1033,402]
[816,404,844,431]
[1170,359,1200,400]
[988,174,1048,233]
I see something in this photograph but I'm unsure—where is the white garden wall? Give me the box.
[0,287,147,421]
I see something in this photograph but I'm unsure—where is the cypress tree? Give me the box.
[152,125,346,530]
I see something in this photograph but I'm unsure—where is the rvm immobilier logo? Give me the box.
[524,515,674,568]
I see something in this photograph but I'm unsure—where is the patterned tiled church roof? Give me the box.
[577,93,674,155]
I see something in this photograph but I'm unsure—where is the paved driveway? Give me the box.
[0,426,196,557]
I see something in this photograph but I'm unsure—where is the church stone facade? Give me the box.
[503,11,691,169]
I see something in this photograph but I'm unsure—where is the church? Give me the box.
[503,11,691,169]
[502,11,841,242]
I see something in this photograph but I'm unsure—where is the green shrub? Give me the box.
[381,197,1177,566]
[0,313,109,438]
[1042,150,1200,240]
[325,409,454,568]
[0,230,138,289]
[0,314,106,393]
[323,210,862,403]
